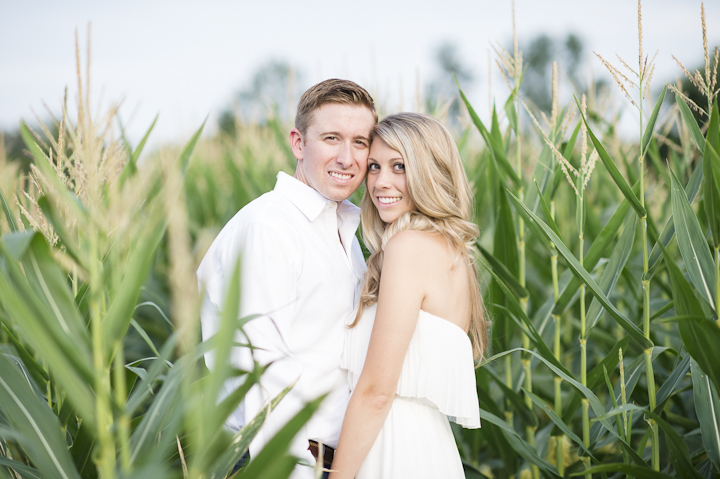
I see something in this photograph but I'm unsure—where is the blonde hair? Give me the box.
[295,79,378,136]
[351,112,488,360]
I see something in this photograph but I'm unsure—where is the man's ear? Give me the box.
[289,128,304,160]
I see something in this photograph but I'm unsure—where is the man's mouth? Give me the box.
[329,171,353,180]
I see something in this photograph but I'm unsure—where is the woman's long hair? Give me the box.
[350,112,488,361]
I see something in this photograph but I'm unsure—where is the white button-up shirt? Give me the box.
[197,172,366,469]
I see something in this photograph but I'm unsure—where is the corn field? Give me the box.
[1,2,719,478]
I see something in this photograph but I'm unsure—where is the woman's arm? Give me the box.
[329,230,429,479]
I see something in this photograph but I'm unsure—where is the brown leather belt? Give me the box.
[308,440,335,468]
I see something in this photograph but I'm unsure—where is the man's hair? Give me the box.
[295,79,377,136]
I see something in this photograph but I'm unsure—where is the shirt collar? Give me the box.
[274,172,361,226]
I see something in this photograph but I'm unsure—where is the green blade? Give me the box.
[478,245,528,300]
[0,353,81,479]
[584,212,636,336]
[457,79,521,188]
[575,95,646,217]
[0,185,17,232]
[703,101,720,247]
[640,85,668,157]
[691,359,720,471]
[670,167,716,311]
[508,191,652,349]
[675,90,705,154]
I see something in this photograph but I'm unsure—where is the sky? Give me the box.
[1,0,718,148]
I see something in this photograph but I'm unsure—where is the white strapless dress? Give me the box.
[340,303,481,479]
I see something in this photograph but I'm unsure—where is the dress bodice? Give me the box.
[341,303,481,428]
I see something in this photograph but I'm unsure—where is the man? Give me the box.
[197,79,377,478]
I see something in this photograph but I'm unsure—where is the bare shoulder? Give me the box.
[383,230,450,269]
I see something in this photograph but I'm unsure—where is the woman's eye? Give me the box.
[368,163,379,171]
[394,163,405,171]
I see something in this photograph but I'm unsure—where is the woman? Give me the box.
[329,113,487,479]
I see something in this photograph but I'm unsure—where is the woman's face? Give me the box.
[366,137,417,223]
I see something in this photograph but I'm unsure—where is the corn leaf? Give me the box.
[646,160,704,280]
[0,185,17,233]
[670,168,716,311]
[508,191,652,349]
[523,388,598,461]
[691,359,720,471]
[0,353,81,479]
[584,211,636,336]
[641,85,668,157]
[482,348,646,465]
[484,366,538,428]
[476,406,562,479]
[675,90,706,154]
[704,101,720,247]
[0,458,43,479]
[660,241,720,393]
[457,81,521,188]
[478,245,528,300]
[239,394,327,479]
[654,353,692,414]
[575,95,646,217]
[571,463,674,478]
[179,118,206,174]
[119,114,158,186]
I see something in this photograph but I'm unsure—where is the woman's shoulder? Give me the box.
[384,230,451,267]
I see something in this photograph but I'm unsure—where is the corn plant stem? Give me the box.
[551,200,565,475]
[90,239,116,479]
[639,77,660,472]
[114,342,131,472]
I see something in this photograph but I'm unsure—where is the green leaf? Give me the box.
[660,241,720,393]
[1,324,49,386]
[553,193,632,315]
[641,85,668,156]
[504,94,518,134]
[654,353,691,413]
[508,191,653,349]
[523,388,597,461]
[69,422,97,479]
[0,457,43,479]
[559,336,630,430]
[584,211,636,336]
[481,348,646,465]
[670,167,716,311]
[646,160,704,280]
[675,90,705,154]
[102,210,165,351]
[0,185,17,233]
[704,101,720,247]
[476,406,562,479]
[483,367,538,428]
[691,359,720,470]
[533,178,563,241]
[570,463,674,478]
[36,197,86,271]
[478,245,528,299]
[457,79,521,188]
[575,95,646,217]
[595,405,703,479]
[482,260,572,377]
[178,118,206,174]
[239,394,328,479]
[207,383,294,479]
[119,114,158,186]
[0,353,81,479]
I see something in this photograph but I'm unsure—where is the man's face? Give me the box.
[290,103,376,202]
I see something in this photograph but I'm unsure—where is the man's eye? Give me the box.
[326,136,338,141]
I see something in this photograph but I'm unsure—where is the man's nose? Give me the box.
[335,141,353,168]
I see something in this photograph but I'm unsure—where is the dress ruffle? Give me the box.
[341,304,481,429]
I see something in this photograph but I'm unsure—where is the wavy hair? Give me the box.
[350,112,488,360]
